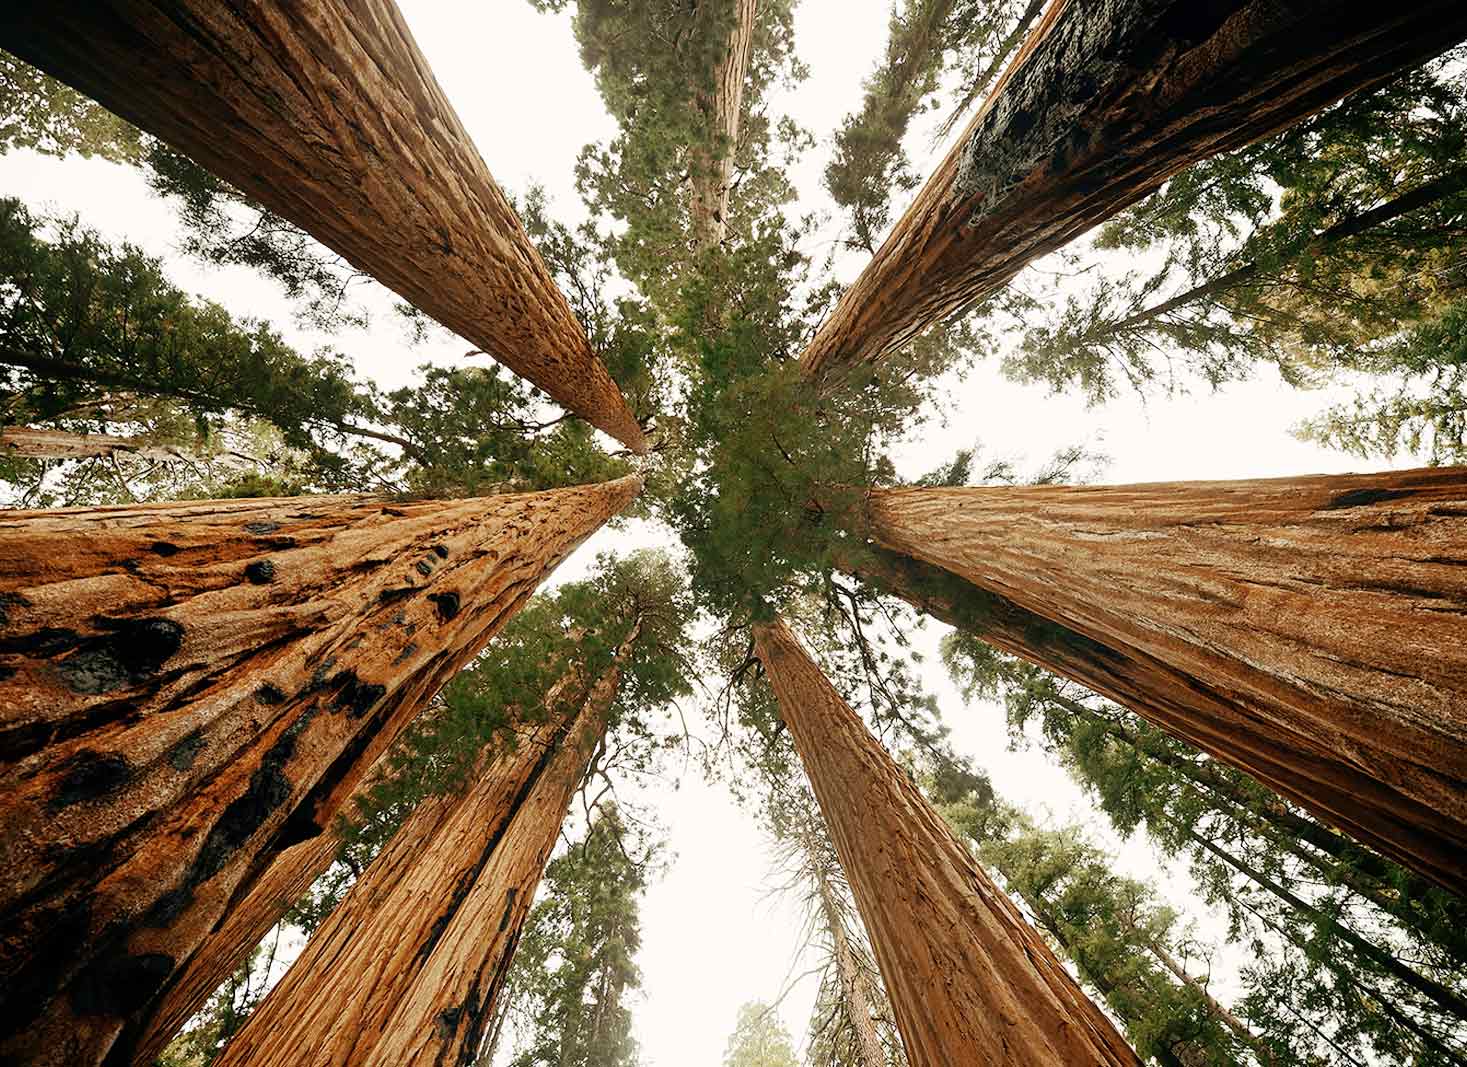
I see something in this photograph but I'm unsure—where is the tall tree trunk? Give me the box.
[752,616,1139,1067]
[808,831,889,1067]
[836,542,1467,900]
[860,468,1467,895]
[799,0,1467,382]
[217,622,638,1067]
[689,0,758,250]
[0,476,639,1067]
[1142,941,1261,1055]
[0,426,256,468]
[0,2,647,452]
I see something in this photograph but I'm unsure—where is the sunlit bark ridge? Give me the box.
[217,623,638,1067]
[690,0,758,249]
[753,616,1140,1067]
[0,476,640,1067]
[800,0,1467,382]
[0,0,648,452]
[861,468,1467,895]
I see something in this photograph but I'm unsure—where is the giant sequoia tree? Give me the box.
[0,477,639,1067]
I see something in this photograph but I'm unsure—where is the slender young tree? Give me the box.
[858,468,1467,894]
[799,0,1467,383]
[0,0,647,450]
[0,475,639,1067]
[752,615,1139,1066]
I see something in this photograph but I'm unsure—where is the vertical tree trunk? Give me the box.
[799,0,1467,382]
[689,0,758,250]
[0,476,639,1067]
[752,616,1139,1067]
[216,623,638,1067]
[0,1,647,452]
[810,850,890,1067]
[861,467,1467,894]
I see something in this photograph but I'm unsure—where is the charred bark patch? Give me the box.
[56,618,183,695]
[0,900,92,1030]
[331,671,386,718]
[167,730,206,771]
[70,952,173,1017]
[415,560,433,577]
[244,560,276,585]
[50,750,132,810]
[378,585,415,605]
[497,887,517,932]
[429,591,461,622]
[243,521,279,535]
[0,590,33,626]
[432,543,449,559]
[1324,486,1417,510]
[254,683,286,705]
[149,541,180,557]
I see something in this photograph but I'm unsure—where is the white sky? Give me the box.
[0,2,1431,1063]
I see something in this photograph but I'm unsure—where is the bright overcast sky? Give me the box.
[0,2,1430,1064]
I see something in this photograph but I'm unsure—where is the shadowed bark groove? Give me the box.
[861,467,1467,894]
[0,0,648,452]
[753,616,1139,1067]
[216,625,637,1067]
[0,476,640,1067]
[800,0,1467,382]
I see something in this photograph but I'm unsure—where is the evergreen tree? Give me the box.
[723,1002,800,1067]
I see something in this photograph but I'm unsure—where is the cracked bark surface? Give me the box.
[217,626,636,1067]
[0,475,639,1067]
[862,467,1467,895]
[0,0,647,452]
[689,0,757,250]
[753,616,1139,1067]
[800,0,1467,382]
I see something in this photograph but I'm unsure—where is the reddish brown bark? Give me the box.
[861,468,1467,894]
[753,616,1139,1067]
[689,0,757,250]
[799,0,1467,382]
[127,743,392,1067]
[0,1,647,452]
[216,625,637,1067]
[0,476,639,1067]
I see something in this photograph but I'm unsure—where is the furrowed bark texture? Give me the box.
[689,0,757,249]
[0,476,639,1067]
[1,427,255,468]
[799,0,1467,382]
[127,745,392,1067]
[217,629,634,1067]
[0,1,647,452]
[862,468,1467,895]
[753,617,1139,1067]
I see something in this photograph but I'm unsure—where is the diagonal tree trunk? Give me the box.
[859,467,1467,895]
[752,616,1139,1067]
[0,1,647,452]
[216,621,639,1067]
[835,542,1467,898]
[0,426,257,468]
[808,838,891,1067]
[689,0,758,250]
[0,476,639,1067]
[799,0,1467,383]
